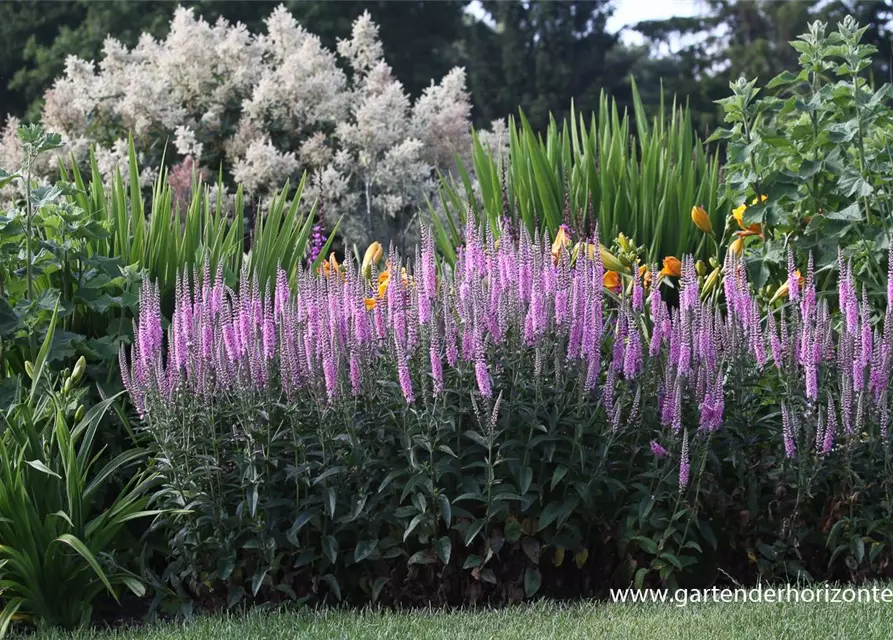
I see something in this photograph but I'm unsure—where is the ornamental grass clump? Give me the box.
[123,223,893,608]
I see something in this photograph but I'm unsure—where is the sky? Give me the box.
[467,0,709,47]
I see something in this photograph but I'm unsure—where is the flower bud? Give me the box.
[691,205,713,234]
[696,260,707,277]
[599,245,629,273]
[729,237,744,256]
[72,356,86,383]
[75,404,85,422]
[702,267,722,298]
[362,242,383,280]
[24,361,34,379]
[63,377,72,394]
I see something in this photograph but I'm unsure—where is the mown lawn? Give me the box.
[32,593,893,640]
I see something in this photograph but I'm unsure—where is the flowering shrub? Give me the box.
[0,6,481,249]
[123,223,893,607]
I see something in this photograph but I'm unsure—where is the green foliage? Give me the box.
[710,16,893,293]
[0,127,325,382]
[432,81,729,266]
[0,315,158,636]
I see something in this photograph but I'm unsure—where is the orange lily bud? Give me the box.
[691,205,713,234]
[729,237,744,256]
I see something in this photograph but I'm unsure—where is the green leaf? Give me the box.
[319,573,341,602]
[519,466,533,494]
[354,539,378,563]
[435,536,452,565]
[25,459,61,479]
[251,569,268,597]
[524,567,542,598]
[631,535,659,555]
[550,465,568,490]
[0,599,24,639]
[464,518,486,546]
[824,203,862,221]
[408,550,436,565]
[436,493,451,528]
[505,518,523,543]
[55,534,117,600]
[322,535,339,564]
[522,537,540,564]
[371,577,388,602]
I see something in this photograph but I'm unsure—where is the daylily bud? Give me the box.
[770,281,791,304]
[729,237,744,256]
[691,205,713,234]
[599,245,628,273]
[616,233,633,253]
[24,361,34,379]
[696,260,707,277]
[75,404,85,422]
[702,267,722,298]
[63,377,72,394]
[362,242,383,279]
[72,356,86,383]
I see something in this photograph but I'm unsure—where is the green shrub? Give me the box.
[711,16,893,296]
[0,312,158,636]
[123,226,893,610]
[0,127,334,387]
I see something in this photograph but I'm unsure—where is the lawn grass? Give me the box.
[32,592,893,640]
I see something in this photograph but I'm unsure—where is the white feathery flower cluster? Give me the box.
[3,4,493,247]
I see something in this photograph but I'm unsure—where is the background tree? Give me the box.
[465,0,633,129]
[1,0,469,123]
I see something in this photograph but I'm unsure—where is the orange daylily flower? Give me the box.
[638,264,652,290]
[603,270,621,291]
[364,297,377,310]
[659,256,682,278]
[729,237,745,256]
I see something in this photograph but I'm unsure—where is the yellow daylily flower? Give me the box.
[551,225,571,263]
